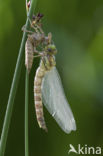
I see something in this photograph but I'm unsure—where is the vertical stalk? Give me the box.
[25,70,29,156]
[0,0,37,155]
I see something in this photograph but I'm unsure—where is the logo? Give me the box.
[68,144,102,155]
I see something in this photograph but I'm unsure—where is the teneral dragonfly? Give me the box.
[24,13,76,133]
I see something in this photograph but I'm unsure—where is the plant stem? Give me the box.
[0,0,37,155]
[25,70,29,156]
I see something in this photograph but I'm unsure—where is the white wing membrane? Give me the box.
[42,67,76,133]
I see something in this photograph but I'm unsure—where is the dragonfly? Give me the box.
[24,13,76,133]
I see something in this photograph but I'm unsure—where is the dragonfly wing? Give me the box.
[42,67,76,133]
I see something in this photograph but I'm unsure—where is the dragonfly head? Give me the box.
[42,44,57,69]
[45,44,57,56]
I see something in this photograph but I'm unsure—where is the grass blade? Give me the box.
[25,70,29,156]
[0,0,37,155]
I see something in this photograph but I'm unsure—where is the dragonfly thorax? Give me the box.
[41,55,56,71]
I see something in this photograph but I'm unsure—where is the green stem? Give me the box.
[25,70,29,156]
[0,0,37,155]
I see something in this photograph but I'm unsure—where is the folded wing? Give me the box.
[42,67,76,133]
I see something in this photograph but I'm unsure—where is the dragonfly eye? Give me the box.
[48,48,52,52]
[46,44,57,55]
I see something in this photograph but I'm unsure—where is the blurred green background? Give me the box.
[0,0,103,156]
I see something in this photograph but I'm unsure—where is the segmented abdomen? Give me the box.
[25,38,34,73]
[34,66,48,132]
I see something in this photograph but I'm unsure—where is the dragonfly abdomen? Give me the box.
[25,38,34,73]
[34,66,47,132]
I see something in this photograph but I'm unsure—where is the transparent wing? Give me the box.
[42,67,76,133]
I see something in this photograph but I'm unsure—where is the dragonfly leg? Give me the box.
[33,54,42,58]
[33,50,44,57]
[22,25,34,34]
[33,47,39,54]
[36,24,44,34]
[27,17,40,33]
[33,51,44,58]
[33,48,44,56]
[32,24,40,34]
